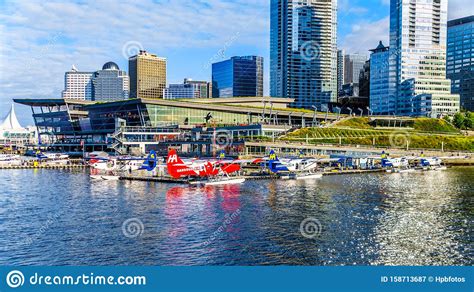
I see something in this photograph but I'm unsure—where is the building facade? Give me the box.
[343,53,367,85]
[447,15,474,111]
[337,49,345,95]
[62,65,94,100]
[270,0,338,109]
[164,79,212,100]
[389,0,460,117]
[129,50,167,99]
[212,56,263,98]
[370,41,393,115]
[92,62,129,101]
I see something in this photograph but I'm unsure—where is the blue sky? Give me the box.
[0,0,471,124]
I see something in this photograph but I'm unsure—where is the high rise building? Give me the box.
[270,0,338,109]
[343,53,367,85]
[389,0,460,117]
[129,50,167,99]
[212,56,263,98]
[337,49,345,95]
[62,65,93,100]
[164,79,212,99]
[369,41,393,115]
[447,15,474,111]
[92,62,129,101]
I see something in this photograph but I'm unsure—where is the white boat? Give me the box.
[295,173,323,180]
[204,178,246,186]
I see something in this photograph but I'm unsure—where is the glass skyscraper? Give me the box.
[447,16,474,111]
[270,0,338,109]
[212,56,263,98]
[370,41,393,115]
[389,0,460,117]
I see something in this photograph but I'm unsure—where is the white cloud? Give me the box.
[340,17,390,55]
[0,0,269,122]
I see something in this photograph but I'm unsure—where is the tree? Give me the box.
[464,112,473,129]
[453,113,465,129]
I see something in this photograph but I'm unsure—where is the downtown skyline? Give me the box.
[0,0,472,123]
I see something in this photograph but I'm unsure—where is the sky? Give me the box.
[0,0,472,125]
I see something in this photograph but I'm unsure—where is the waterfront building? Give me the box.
[61,65,94,100]
[270,0,338,109]
[212,56,263,98]
[0,104,33,147]
[129,50,167,99]
[92,62,129,101]
[337,49,345,95]
[369,41,392,115]
[164,79,211,99]
[14,97,337,154]
[343,53,367,85]
[447,16,474,111]
[389,0,460,117]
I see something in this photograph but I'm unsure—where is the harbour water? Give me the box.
[0,168,472,266]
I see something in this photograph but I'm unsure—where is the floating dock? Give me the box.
[0,164,88,170]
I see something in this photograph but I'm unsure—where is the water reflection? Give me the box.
[0,168,472,266]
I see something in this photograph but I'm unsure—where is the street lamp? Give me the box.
[366,106,373,117]
[347,107,353,116]
[335,107,341,121]
[312,105,318,127]
[357,108,363,117]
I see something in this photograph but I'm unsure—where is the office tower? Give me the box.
[370,41,393,115]
[447,15,474,111]
[92,62,129,101]
[343,53,367,85]
[212,56,263,98]
[164,79,212,99]
[129,50,167,99]
[389,0,460,116]
[337,49,345,95]
[270,0,338,109]
[62,65,93,100]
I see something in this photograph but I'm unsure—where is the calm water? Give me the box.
[0,168,472,266]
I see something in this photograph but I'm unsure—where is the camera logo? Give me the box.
[6,270,25,288]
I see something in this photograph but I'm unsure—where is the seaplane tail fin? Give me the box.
[166,149,196,179]
[140,150,158,171]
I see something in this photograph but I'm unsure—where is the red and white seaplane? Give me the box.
[166,149,252,186]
